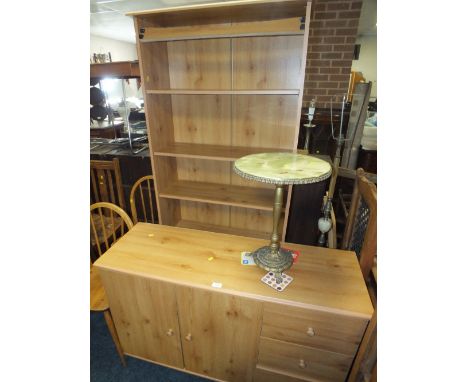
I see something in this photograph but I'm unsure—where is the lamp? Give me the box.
[234,153,332,283]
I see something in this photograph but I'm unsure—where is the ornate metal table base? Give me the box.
[252,246,294,284]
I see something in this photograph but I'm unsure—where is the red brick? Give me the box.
[339,11,361,19]
[329,74,350,82]
[306,67,320,74]
[313,28,336,37]
[331,60,351,67]
[320,67,341,74]
[304,81,320,89]
[314,12,338,20]
[308,52,321,60]
[323,36,346,44]
[319,82,340,88]
[327,2,350,11]
[333,44,355,52]
[312,44,333,52]
[307,59,331,67]
[320,52,343,60]
[308,37,323,45]
[341,67,352,74]
[335,28,358,36]
[325,20,348,28]
[314,3,327,11]
[348,19,360,27]
[346,36,357,44]
[306,74,329,82]
[304,89,325,97]
[327,88,346,96]
[342,52,354,60]
[310,20,325,29]
[351,1,363,10]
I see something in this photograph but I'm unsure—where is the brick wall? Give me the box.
[303,0,363,108]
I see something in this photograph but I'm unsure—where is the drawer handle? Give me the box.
[299,359,306,369]
[307,327,315,336]
[166,329,174,336]
[185,333,192,341]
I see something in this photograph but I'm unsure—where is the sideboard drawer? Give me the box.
[262,303,368,355]
[257,337,353,382]
[254,366,312,382]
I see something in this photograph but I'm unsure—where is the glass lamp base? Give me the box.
[252,246,294,283]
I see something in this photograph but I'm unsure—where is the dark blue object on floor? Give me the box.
[91,312,211,382]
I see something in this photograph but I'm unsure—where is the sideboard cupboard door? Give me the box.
[175,286,263,382]
[99,270,184,368]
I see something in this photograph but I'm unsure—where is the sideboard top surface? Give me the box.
[95,223,373,318]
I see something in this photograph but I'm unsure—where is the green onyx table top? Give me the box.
[233,152,332,185]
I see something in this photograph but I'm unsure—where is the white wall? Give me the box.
[352,35,377,99]
[90,35,137,62]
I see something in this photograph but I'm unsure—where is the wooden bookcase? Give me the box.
[130,0,312,240]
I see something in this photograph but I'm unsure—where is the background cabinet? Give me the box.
[131,0,312,240]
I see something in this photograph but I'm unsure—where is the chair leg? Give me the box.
[103,309,126,367]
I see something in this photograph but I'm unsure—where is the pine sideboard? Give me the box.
[95,223,373,382]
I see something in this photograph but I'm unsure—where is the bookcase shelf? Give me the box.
[132,0,312,239]
[159,180,275,211]
[154,143,291,161]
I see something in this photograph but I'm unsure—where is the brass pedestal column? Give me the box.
[251,185,293,283]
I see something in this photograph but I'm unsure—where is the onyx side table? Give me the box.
[234,153,332,283]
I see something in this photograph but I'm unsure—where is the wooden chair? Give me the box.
[90,159,126,211]
[129,175,158,224]
[90,202,133,366]
[334,168,377,382]
[341,168,377,282]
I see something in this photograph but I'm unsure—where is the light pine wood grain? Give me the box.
[233,36,303,89]
[176,158,231,184]
[98,270,184,368]
[257,337,353,382]
[132,0,313,239]
[140,17,303,42]
[146,89,300,94]
[176,218,270,239]
[172,95,231,145]
[167,39,231,89]
[232,95,298,149]
[179,200,230,227]
[90,265,108,311]
[129,1,309,26]
[94,223,374,318]
[261,303,367,356]
[254,366,321,382]
[176,286,262,381]
[158,180,275,211]
[151,156,180,225]
[229,206,276,236]
[154,142,291,161]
